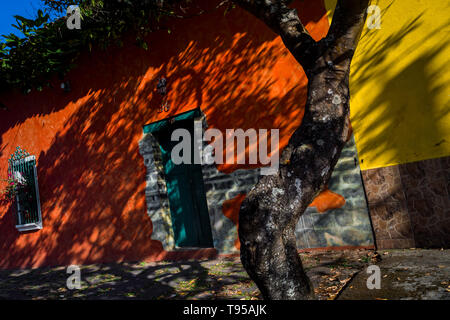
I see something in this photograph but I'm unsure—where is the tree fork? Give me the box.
[235,0,370,299]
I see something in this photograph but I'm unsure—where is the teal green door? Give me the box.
[154,119,214,248]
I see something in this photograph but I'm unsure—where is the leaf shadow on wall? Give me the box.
[0,0,329,269]
[351,13,449,168]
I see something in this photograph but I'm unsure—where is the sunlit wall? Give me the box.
[326,0,450,170]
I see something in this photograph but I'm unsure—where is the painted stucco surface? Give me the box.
[0,1,335,269]
[326,0,450,170]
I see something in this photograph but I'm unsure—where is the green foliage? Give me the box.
[1,175,28,203]
[1,147,31,203]
[0,0,183,93]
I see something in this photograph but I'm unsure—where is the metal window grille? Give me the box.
[8,155,42,232]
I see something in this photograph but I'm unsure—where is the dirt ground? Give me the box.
[0,249,447,300]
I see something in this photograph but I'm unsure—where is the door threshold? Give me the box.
[173,246,215,251]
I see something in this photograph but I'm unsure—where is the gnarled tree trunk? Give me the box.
[234,0,370,299]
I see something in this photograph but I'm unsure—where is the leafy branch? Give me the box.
[0,0,188,94]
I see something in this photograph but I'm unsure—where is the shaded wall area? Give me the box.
[362,156,450,249]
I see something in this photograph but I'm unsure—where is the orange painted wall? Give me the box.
[0,0,331,269]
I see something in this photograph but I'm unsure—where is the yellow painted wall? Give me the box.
[325,0,450,170]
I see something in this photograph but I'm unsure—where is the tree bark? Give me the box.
[234,0,370,299]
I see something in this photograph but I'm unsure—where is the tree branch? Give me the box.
[236,0,370,300]
[233,0,320,73]
[319,0,370,74]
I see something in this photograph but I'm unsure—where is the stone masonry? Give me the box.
[139,114,375,253]
[295,136,374,249]
[138,133,175,250]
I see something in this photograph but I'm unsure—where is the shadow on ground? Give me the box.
[3,250,446,300]
[0,249,380,300]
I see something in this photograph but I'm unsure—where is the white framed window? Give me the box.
[9,155,42,232]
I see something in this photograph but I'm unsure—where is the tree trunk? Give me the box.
[234,0,370,300]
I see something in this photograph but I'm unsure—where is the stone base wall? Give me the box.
[361,156,450,249]
[295,136,374,249]
[139,117,375,254]
[139,133,174,250]
[201,164,260,252]
[202,135,374,253]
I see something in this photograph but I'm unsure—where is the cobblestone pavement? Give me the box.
[0,249,447,300]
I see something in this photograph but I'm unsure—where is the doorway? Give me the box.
[150,114,213,248]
